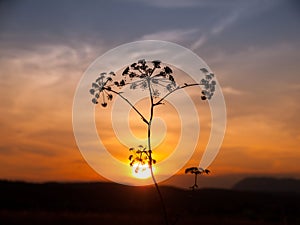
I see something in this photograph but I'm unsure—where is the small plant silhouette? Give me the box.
[185,167,210,190]
[90,59,216,225]
[128,145,156,172]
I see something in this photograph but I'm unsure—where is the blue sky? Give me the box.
[1,0,299,52]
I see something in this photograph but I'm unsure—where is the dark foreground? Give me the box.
[0,180,299,225]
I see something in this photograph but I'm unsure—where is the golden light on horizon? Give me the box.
[131,163,153,179]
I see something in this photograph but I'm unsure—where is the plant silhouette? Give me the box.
[185,167,210,190]
[90,59,216,225]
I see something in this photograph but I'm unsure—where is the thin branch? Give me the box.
[149,66,156,77]
[154,79,173,84]
[154,83,202,106]
[105,88,149,125]
[137,67,144,74]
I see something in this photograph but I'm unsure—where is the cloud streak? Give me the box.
[123,0,241,8]
[190,0,282,50]
[190,8,243,50]
[140,29,198,43]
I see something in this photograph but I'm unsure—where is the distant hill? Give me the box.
[232,177,300,193]
[0,180,300,225]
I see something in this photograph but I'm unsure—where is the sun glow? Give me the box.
[132,163,153,179]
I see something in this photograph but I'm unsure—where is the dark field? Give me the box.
[0,180,299,225]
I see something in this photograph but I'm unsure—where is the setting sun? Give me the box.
[132,163,153,179]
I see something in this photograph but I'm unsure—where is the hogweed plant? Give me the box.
[90,59,216,225]
[185,167,210,190]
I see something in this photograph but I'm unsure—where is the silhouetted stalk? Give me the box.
[147,78,169,225]
[107,89,148,124]
[108,82,169,225]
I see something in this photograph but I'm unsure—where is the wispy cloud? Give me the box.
[211,12,240,35]
[190,35,208,51]
[123,0,238,8]
[222,87,244,95]
[190,0,282,50]
[191,11,241,50]
[140,29,198,43]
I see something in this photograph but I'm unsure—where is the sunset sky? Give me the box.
[0,0,299,188]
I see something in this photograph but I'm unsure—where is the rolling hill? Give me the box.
[0,179,299,225]
[232,177,300,193]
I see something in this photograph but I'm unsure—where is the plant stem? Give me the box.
[107,81,169,225]
[154,83,202,106]
[147,78,169,225]
[105,88,148,124]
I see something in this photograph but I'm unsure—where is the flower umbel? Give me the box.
[89,60,217,109]
[122,59,177,95]
[199,68,216,100]
[90,72,115,107]
[128,145,156,173]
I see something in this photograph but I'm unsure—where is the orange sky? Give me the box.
[0,1,300,188]
[0,46,299,188]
